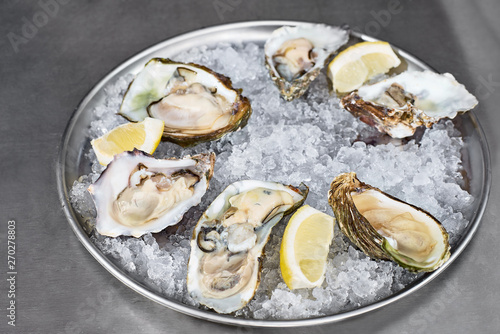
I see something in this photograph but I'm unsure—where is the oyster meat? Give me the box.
[328,172,450,272]
[119,58,252,147]
[187,180,308,313]
[265,24,349,101]
[340,70,478,138]
[88,149,215,237]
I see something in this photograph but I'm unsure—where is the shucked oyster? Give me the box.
[88,149,215,237]
[265,24,349,101]
[119,58,252,147]
[340,70,478,138]
[187,180,308,313]
[328,172,450,272]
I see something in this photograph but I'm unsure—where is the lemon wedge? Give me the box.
[328,41,401,93]
[91,117,164,165]
[280,205,334,289]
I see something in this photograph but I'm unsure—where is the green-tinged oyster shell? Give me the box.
[119,58,252,147]
[328,172,450,272]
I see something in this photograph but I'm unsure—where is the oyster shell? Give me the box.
[187,180,308,313]
[328,172,450,272]
[340,70,478,138]
[265,24,349,101]
[119,58,252,147]
[88,149,215,237]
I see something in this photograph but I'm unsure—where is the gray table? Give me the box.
[1,1,499,333]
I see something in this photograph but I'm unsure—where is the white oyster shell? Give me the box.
[88,149,215,237]
[341,70,478,138]
[265,24,349,101]
[187,180,308,313]
[358,71,478,119]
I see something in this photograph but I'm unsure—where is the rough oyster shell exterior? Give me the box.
[119,58,252,147]
[340,71,478,138]
[264,24,349,101]
[328,172,450,272]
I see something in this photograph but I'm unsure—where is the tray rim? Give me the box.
[56,20,492,327]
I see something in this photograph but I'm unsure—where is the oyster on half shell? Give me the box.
[119,58,252,147]
[328,172,450,272]
[265,24,349,101]
[187,180,308,313]
[88,149,215,237]
[340,70,478,138]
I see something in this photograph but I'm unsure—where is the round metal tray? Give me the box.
[57,21,491,327]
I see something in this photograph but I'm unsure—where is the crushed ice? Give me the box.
[69,42,473,320]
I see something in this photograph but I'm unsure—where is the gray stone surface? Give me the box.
[0,0,499,333]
